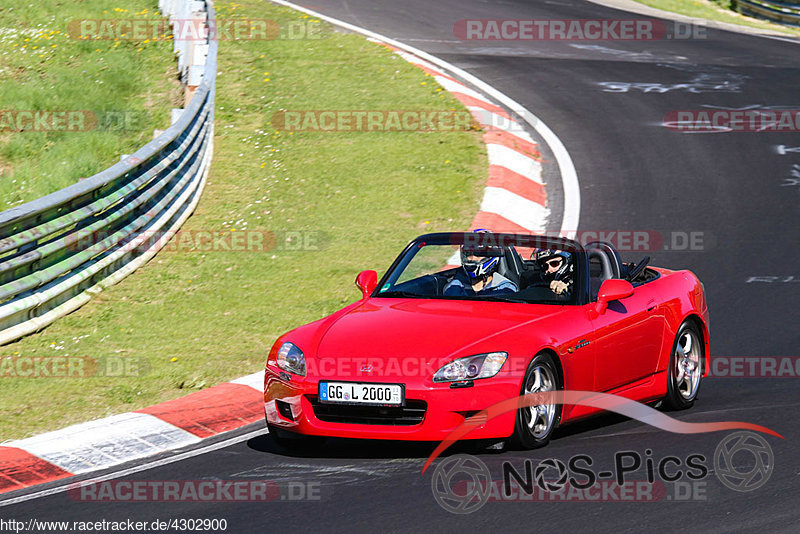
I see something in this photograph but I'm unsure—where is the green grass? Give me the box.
[0,1,181,208]
[633,0,800,36]
[0,0,487,441]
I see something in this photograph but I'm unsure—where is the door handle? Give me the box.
[646,300,657,313]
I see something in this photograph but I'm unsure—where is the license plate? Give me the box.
[319,381,404,406]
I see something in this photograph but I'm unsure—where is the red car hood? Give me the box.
[314,297,559,363]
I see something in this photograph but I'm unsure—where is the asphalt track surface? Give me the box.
[3,0,800,532]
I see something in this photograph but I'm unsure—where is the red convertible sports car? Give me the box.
[264,232,710,449]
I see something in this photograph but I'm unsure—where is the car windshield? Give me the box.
[375,233,581,304]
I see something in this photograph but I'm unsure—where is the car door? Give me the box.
[589,282,664,392]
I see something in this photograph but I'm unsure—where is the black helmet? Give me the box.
[534,249,573,282]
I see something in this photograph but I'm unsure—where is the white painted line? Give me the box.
[486,144,544,184]
[269,0,580,236]
[230,370,265,392]
[387,49,447,76]
[8,413,201,474]
[479,187,549,232]
[0,428,266,507]
[432,76,495,106]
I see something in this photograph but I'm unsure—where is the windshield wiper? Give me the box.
[376,290,422,298]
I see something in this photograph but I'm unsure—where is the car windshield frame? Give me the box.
[372,232,589,306]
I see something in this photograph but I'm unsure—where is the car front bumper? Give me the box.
[263,365,519,441]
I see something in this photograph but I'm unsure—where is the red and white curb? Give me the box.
[0,371,265,494]
[382,44,549,234]
[268,0,580,236]
[0,3,581,499]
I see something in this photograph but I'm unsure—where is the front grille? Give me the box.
[308,396,426,426]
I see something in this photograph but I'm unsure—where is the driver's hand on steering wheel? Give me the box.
[550,280,568,295]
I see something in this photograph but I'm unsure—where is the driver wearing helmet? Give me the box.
[444,242,517,296]
[533,249,573,296]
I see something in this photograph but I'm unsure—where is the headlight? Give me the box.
[276,342,306,376]
[433,352,507,382]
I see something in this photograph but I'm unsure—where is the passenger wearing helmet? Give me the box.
[533,249,573,296]
[443,243,517,296]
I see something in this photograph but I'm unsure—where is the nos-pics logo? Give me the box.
[430,431,774,514]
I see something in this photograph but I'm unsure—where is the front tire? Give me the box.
[509,353,562,450]
[663,322,704,410]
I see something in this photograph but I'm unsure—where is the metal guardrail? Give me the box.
[733,0,800,27]
[0,0,217,344]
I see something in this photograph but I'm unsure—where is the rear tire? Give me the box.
[509,353,562,450]
[663,322,704,410]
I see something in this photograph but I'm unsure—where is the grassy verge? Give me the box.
[0,0,487,441]
[0,0,181,208]
[633,0,800,36]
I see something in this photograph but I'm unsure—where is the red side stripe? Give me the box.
[137,383,263,438]
[0,447,72,494]
[487,166,546,207]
